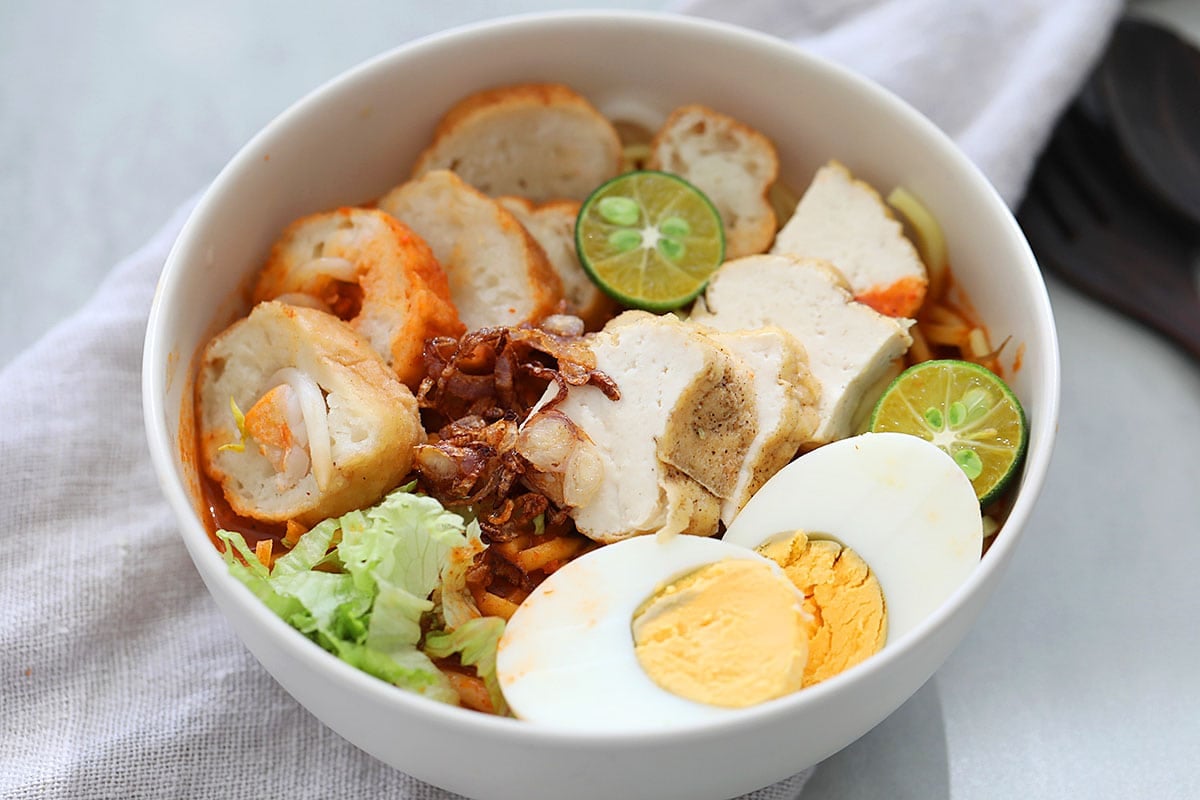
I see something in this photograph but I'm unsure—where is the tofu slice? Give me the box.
[706,328,821,525]
[379,170,564,329]
[649,105,780,259]
[411,83,622,203]
[497,196,616,329]
[771,161,927,318]
[690,254,913,446]
[516,311,757,543]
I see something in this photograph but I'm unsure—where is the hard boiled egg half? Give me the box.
[724,432,983,644]
[496,535,810,731]
[495,432,983,731]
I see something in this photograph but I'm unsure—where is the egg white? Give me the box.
[495,535,803,732]
[724,432,983,644]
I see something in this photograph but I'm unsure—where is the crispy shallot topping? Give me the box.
[417,322,618,427]
[412,319,611,613]
[414,417,525,507]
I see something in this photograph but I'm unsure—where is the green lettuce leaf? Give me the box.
[271,517,340,575]
[334,641,458,703]
[366,578,432,652]
[216,486,472,705]
[267,571,366,639]
[216,529,304,621]
[425,616,509,715]
[339,491,467,599]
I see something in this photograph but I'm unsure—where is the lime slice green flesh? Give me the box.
[869,360,1028,505]
[577,171,724,311]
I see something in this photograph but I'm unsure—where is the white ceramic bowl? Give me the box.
[143,11,1060,800]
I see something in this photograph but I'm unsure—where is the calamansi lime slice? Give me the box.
[576,170,725,311]
[869,359,1028,505]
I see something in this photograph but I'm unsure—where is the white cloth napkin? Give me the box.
[1,1,1120,798]
[679,0,1123,204]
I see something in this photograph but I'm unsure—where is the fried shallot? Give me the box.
[411,318,612,615]
[416,318,618,428]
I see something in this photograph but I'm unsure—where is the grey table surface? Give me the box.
[4,1,1199,798]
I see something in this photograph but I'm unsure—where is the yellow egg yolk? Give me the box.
[758,531,887,687]
[631,559,808,708]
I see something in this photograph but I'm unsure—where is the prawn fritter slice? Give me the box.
[412,83,622,203]
[517,311,757,543]
[253,207,464,387]
[379,170,564,329]
[648,104,780,259]
[705,328,821,525]
[498,196,616,330]
[198,301,423,527]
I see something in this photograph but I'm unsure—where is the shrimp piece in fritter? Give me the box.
[197,301,424,527]
[253,208,464,387]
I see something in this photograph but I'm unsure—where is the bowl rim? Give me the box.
[142,8,1062,745]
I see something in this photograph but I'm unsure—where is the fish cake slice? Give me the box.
[498,196,616,329]
[380,170,564,330]
[253,207,463,387]
[648,104,780,259]
[517,311,759,543]
[412,83,622,203]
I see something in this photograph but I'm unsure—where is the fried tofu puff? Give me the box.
[198,301,423,527]
[253,208,464,387]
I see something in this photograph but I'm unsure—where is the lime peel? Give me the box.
[575,170,725,312]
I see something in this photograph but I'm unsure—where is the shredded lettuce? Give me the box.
[217,486,506,710]
[272,517,340,575]
[440,519,487,630]
[338,492,466,600]
[425,617,509,715]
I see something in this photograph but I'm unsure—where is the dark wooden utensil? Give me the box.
[1099,18,1200,230]
[1017,106,1200,361]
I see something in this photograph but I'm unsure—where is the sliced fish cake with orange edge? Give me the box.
[253,207,463,388]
